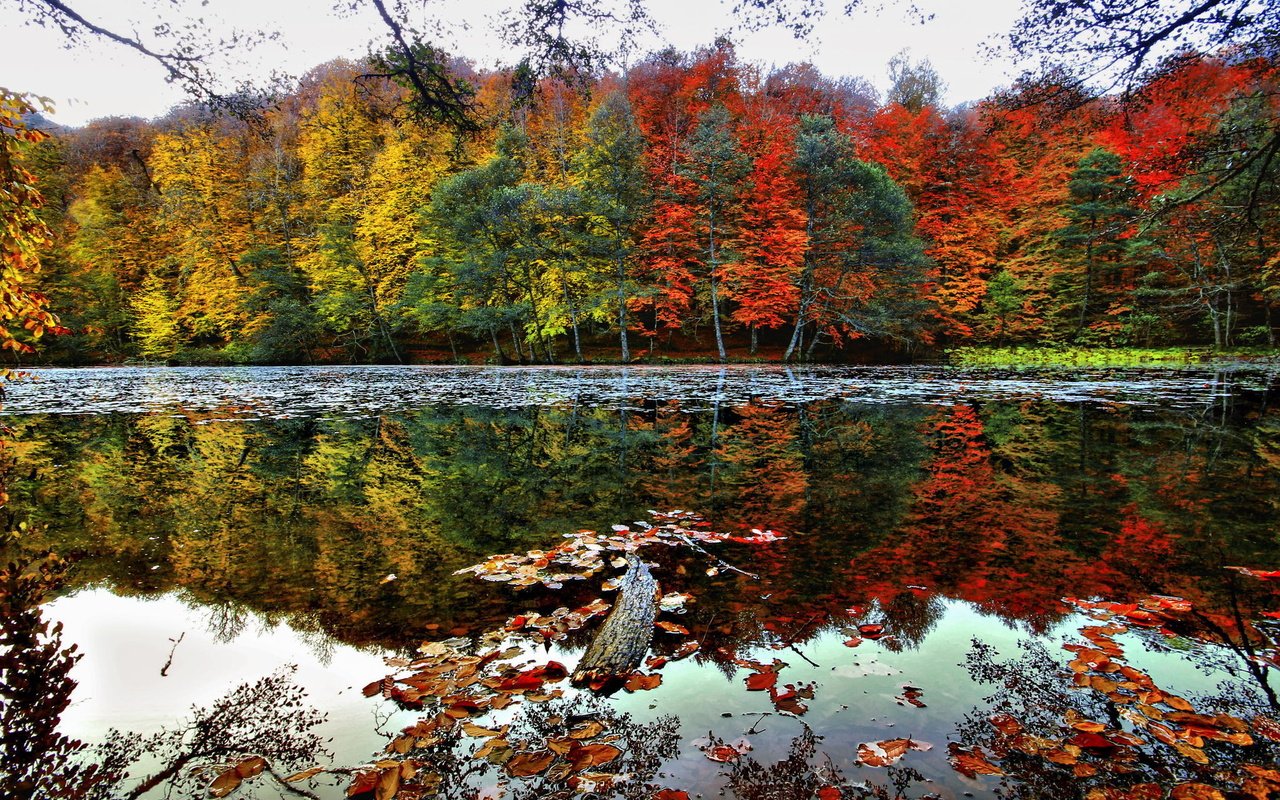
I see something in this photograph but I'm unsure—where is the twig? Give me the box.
[160,631,185,677]
[675,534,759,580]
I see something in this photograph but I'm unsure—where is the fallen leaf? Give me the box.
[506,750,555,778]
[1170,783,1227,800]
[569,720,606,740]
[947,742,1003,778]
[655,621,690,635]
[568,742,622,772]
[283,766,326,783]
[856,738,932,767]
[234,756,267,779]
[624,672,662,692]
[209,768,242,798]
[745,671,778,691]
[989,713,1023,736]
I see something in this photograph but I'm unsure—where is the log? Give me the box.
[571,554,658,688]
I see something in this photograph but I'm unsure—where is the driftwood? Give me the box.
[571,554,658,687]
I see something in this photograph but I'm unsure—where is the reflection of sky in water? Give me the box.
[44,589,1254,800]
[48,588,390,798]
[4,364,1277,418]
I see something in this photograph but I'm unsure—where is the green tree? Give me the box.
[787,114,930,359]
[1055,147,1141,340]
[574,91,649,362]
[678,103,749,363]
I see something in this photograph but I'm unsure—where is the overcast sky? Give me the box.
[3,0,1025,127]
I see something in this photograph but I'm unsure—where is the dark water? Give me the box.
[2,365,1279,799]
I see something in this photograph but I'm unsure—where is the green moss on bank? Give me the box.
[946,345,1280,367]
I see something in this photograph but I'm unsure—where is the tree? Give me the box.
[679,103,750,363]
[0,91,66,360]
[729,97,806,354]
[1055,147,1142,340]
[574,90,648,361]
[130,272,180,360]
[430,127,543,362]
[886,49,945,113]
[787,114,930,360]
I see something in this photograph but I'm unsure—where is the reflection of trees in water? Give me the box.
[6,393,1280,665]
[0,556,120,800]
[0,554,330,800]
[957,624,1280,800]
[385,694,681,800]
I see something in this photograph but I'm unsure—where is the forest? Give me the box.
[11,34,1280,365]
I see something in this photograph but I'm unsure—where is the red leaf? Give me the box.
[745,671,777,691]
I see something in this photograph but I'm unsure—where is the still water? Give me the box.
[2,365,1278,799]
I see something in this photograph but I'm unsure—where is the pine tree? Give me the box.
[679,103,749,363]
[1056,147,1140,340]
[575,91,648,361]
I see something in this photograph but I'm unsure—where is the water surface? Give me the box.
[3,365,1278,799]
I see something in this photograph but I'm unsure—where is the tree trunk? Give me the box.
[709,212,726,363]
[617,257,630,363]
[571,555,657,689]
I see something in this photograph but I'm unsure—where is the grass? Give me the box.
[946,345,1280,368]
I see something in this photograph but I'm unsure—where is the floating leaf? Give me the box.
[856,737,932,767]
[898,685,926,708]
[1225,566,1280,580]
[568,742,622,772]
[947,743,1003,777]
[655,621,690,635]
[506,750,555,778]
[283,766,326,783]
[1170,783,1227,800]
[208,768,242,798]
[234,756,267,779]
[658,592,695,613]
[745,671,778,691]
[624,672,662,692]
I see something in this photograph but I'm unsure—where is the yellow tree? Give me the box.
[148,122,259,350]
[295,68,400,360]
[0,90,65,361]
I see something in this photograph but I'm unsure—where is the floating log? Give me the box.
[571,554,658,688]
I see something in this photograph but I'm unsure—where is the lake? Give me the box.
[3,365,1279,799]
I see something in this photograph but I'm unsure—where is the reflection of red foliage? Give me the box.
[853,405,1078,623]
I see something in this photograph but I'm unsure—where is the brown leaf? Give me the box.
[947,742,1003,778]
[506,750,556,778]
[1170,783,1227,800]
[655,621,690,635]
[376,766,401,800]
[347,770,380,796]
[568,742,622,772]
[209,768,242,798]
[283,766,326,783]
[461,722,503,738]
[234,756,267,779]
[624,672,662,692]
[569,720,606,740]
[989,713,1023,736]
[856,738,931,767]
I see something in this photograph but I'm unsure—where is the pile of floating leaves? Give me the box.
[454,510,783,589]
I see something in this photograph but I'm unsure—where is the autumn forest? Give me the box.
[18,38,1280,365]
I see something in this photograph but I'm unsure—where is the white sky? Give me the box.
[2,0,1025,127]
